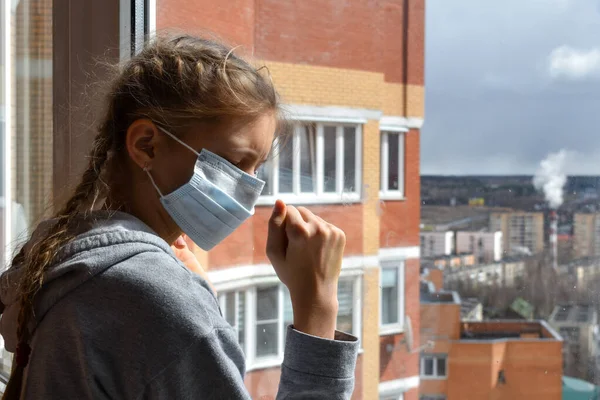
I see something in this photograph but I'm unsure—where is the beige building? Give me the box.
[490,212,544,256]
[573,213,600,259]
[456,231,503,263]
[549,304,598,383]
[420,231,454,258]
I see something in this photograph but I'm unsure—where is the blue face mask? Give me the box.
[145,127,265,251]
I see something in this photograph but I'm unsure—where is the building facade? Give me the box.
[490,212,544,257]
[158,1,426,399]
[573,213,600,259]
[420,231,454,258]
[549,304,599,384]
[420,282,563,400]
[455,231,503,263]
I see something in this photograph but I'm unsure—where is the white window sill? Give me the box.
[256,193,361,206]
[380,323,405,336]
[420,376,447,381]
[246,356,283,372]
[379,192,406,201]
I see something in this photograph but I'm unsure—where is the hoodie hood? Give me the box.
[0,211,175,352]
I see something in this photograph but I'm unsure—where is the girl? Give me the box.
[0,35,358,399]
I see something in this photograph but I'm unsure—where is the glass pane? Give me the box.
[299,125,316,193]
[278,136,293,193]
[238,292,245,351]
[382,268,398,288]
[0,0,53,378]
[343,127,356,193]
[382,286,398,325]
[323,126,337,193]
[225,292,235,327]
[337,280,353,334]
[387,133,399,190]
[256,322,278,357]
[424,358,434,376]
[257,287,278,321]
[283,286,293,326]
[436,357,446,376]
[256,161,272,196]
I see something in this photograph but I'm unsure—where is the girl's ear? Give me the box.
[125,119,160,170]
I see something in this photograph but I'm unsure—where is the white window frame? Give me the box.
[219,276,362,371]
[380,262,406,335]
[257,122,362,205]
[380,131,406,200]
[420,354,448,380]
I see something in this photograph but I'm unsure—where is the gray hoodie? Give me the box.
[0,211,359,399]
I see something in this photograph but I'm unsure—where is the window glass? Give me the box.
[387,133,399,191]
[256,287,279,357]
[278,138,293,193]
[323,126,337,193]
[436,357,446,376]
[343,127,356,192]
[299,125,316,193]
[337,280,354,334]
[423,357,434,376]
[381,268,399,325]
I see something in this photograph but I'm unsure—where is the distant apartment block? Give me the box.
[549,304,599,383]
[420,283,563,400]
[573,213,600,259]
[568,257,600,290]
[455,231,503,263]
[490,212,544,256]
[442,258,526,288]
[420,231,454,258]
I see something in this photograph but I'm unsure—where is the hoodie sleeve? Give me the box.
[139,321,359,400]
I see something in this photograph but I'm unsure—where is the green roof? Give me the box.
[509,297,534,319]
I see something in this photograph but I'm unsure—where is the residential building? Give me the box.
[573,213,600,259]
[443,259,526,289]
[420,231,454,258]
[549,304,599,383]
[569,257,600,290]
[425,253,476,270]
[460,298,483,321]
[490,212,544,256]
[420,284,563,400]
[0,1,426,399]
[455,231,503,263]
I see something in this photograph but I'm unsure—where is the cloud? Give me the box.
[548,46,600,81]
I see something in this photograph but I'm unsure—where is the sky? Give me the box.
[422,0,600,175]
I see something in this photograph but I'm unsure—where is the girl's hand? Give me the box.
[171,235,216,295]
[266,200,346,340]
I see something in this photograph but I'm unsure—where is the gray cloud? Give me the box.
[422,0,600,175]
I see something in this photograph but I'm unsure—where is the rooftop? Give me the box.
[549,304,597,324]
[420,281,461,304]
[460,297,482,319]
[460,320,561,341]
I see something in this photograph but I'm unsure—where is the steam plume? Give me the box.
[533,150,567,209]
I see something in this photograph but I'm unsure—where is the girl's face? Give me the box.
[122,112,277,241]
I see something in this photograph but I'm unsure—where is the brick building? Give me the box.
[420,279,563,400]
[1,0,425,398]
[157,1,426,399]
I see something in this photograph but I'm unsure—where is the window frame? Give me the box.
[420,354,448,379]
[219,275,362,371]
[380,261,406,335]
[380,130,406,200]
[256,122,362,205]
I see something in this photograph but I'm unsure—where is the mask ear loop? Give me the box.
[144,165,164,198]
[157,126,200,156]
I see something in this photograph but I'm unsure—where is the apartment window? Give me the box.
[381,263,405,330]
[381,395,404,400]
[380,131,405,199]
[421,354,448,378]
[420,396,447,400]
[257,123,361,204]
[219,277,362,369]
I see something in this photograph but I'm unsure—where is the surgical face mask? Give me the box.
[145,127,265,251]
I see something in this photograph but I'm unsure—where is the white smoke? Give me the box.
[533,150,567,209]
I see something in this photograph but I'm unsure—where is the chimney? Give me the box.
[549,210,558,270]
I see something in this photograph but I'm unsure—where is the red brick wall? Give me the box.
[157,0,426,85]
[379,258,420,381]
[208,204,364,269]
[380,129,420,248]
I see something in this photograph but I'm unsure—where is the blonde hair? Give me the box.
[2,34,283,399]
